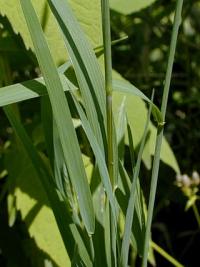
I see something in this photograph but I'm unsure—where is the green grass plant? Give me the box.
[0,0,185,266]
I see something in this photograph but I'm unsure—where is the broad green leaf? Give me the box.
[15,164,70,267]
[20,0,95,234]
[6,146,94,267]
[110,0,157,15]
[0,0,102,64]
[5,106,93,266]
[4,109,71,266]
[4,106,78,256]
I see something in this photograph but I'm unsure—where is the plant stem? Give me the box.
[151,241,184,267]
[192,203,200,228]
[101,0,114,187]
[101,2,117,266]
[141,1,184,266]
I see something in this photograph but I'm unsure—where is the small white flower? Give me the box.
[192,171,200,185]
[182,174,191,187]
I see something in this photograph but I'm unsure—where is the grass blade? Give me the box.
[20,0,95,234]
[151,241,184,267]
[41,96,54,167]
[113,79,163,125]
[141,1,184,266]
[48,0,106,152]
[4,85,93,267]
[105,200,112,267]
[120,94,153,267]
[0,73,76,107]
[71,94,117,224]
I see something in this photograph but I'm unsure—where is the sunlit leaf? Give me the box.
[0,0,102,64]
[110,0,157,15]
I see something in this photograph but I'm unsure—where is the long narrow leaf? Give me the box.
[48,0,106,152]
[0,73,76,107]
[71,93,117,225]
[4,75,93,267]
[41,96,54,167]
[120,96,153,267]
[142,1,184,266]
[20,0,95,234]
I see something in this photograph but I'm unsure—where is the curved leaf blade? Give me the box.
[113,79,163,125]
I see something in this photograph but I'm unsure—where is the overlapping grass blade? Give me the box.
[117,162,145,253]
[0,73,76,107]
[20,0,95,234]
[48,0,106,152]
[70,225,93,267]
[4,43,93,267]
[112,120,119,188]
[71,93,117,224]
[120,96,153,267]
[113,79,163,125]
[52,120,93,266]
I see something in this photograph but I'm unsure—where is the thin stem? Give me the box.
[101,2,117,266]
[141,1,184,266]
[192,203,200,228]
[151,241,185,267]
[101,0,114,186]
